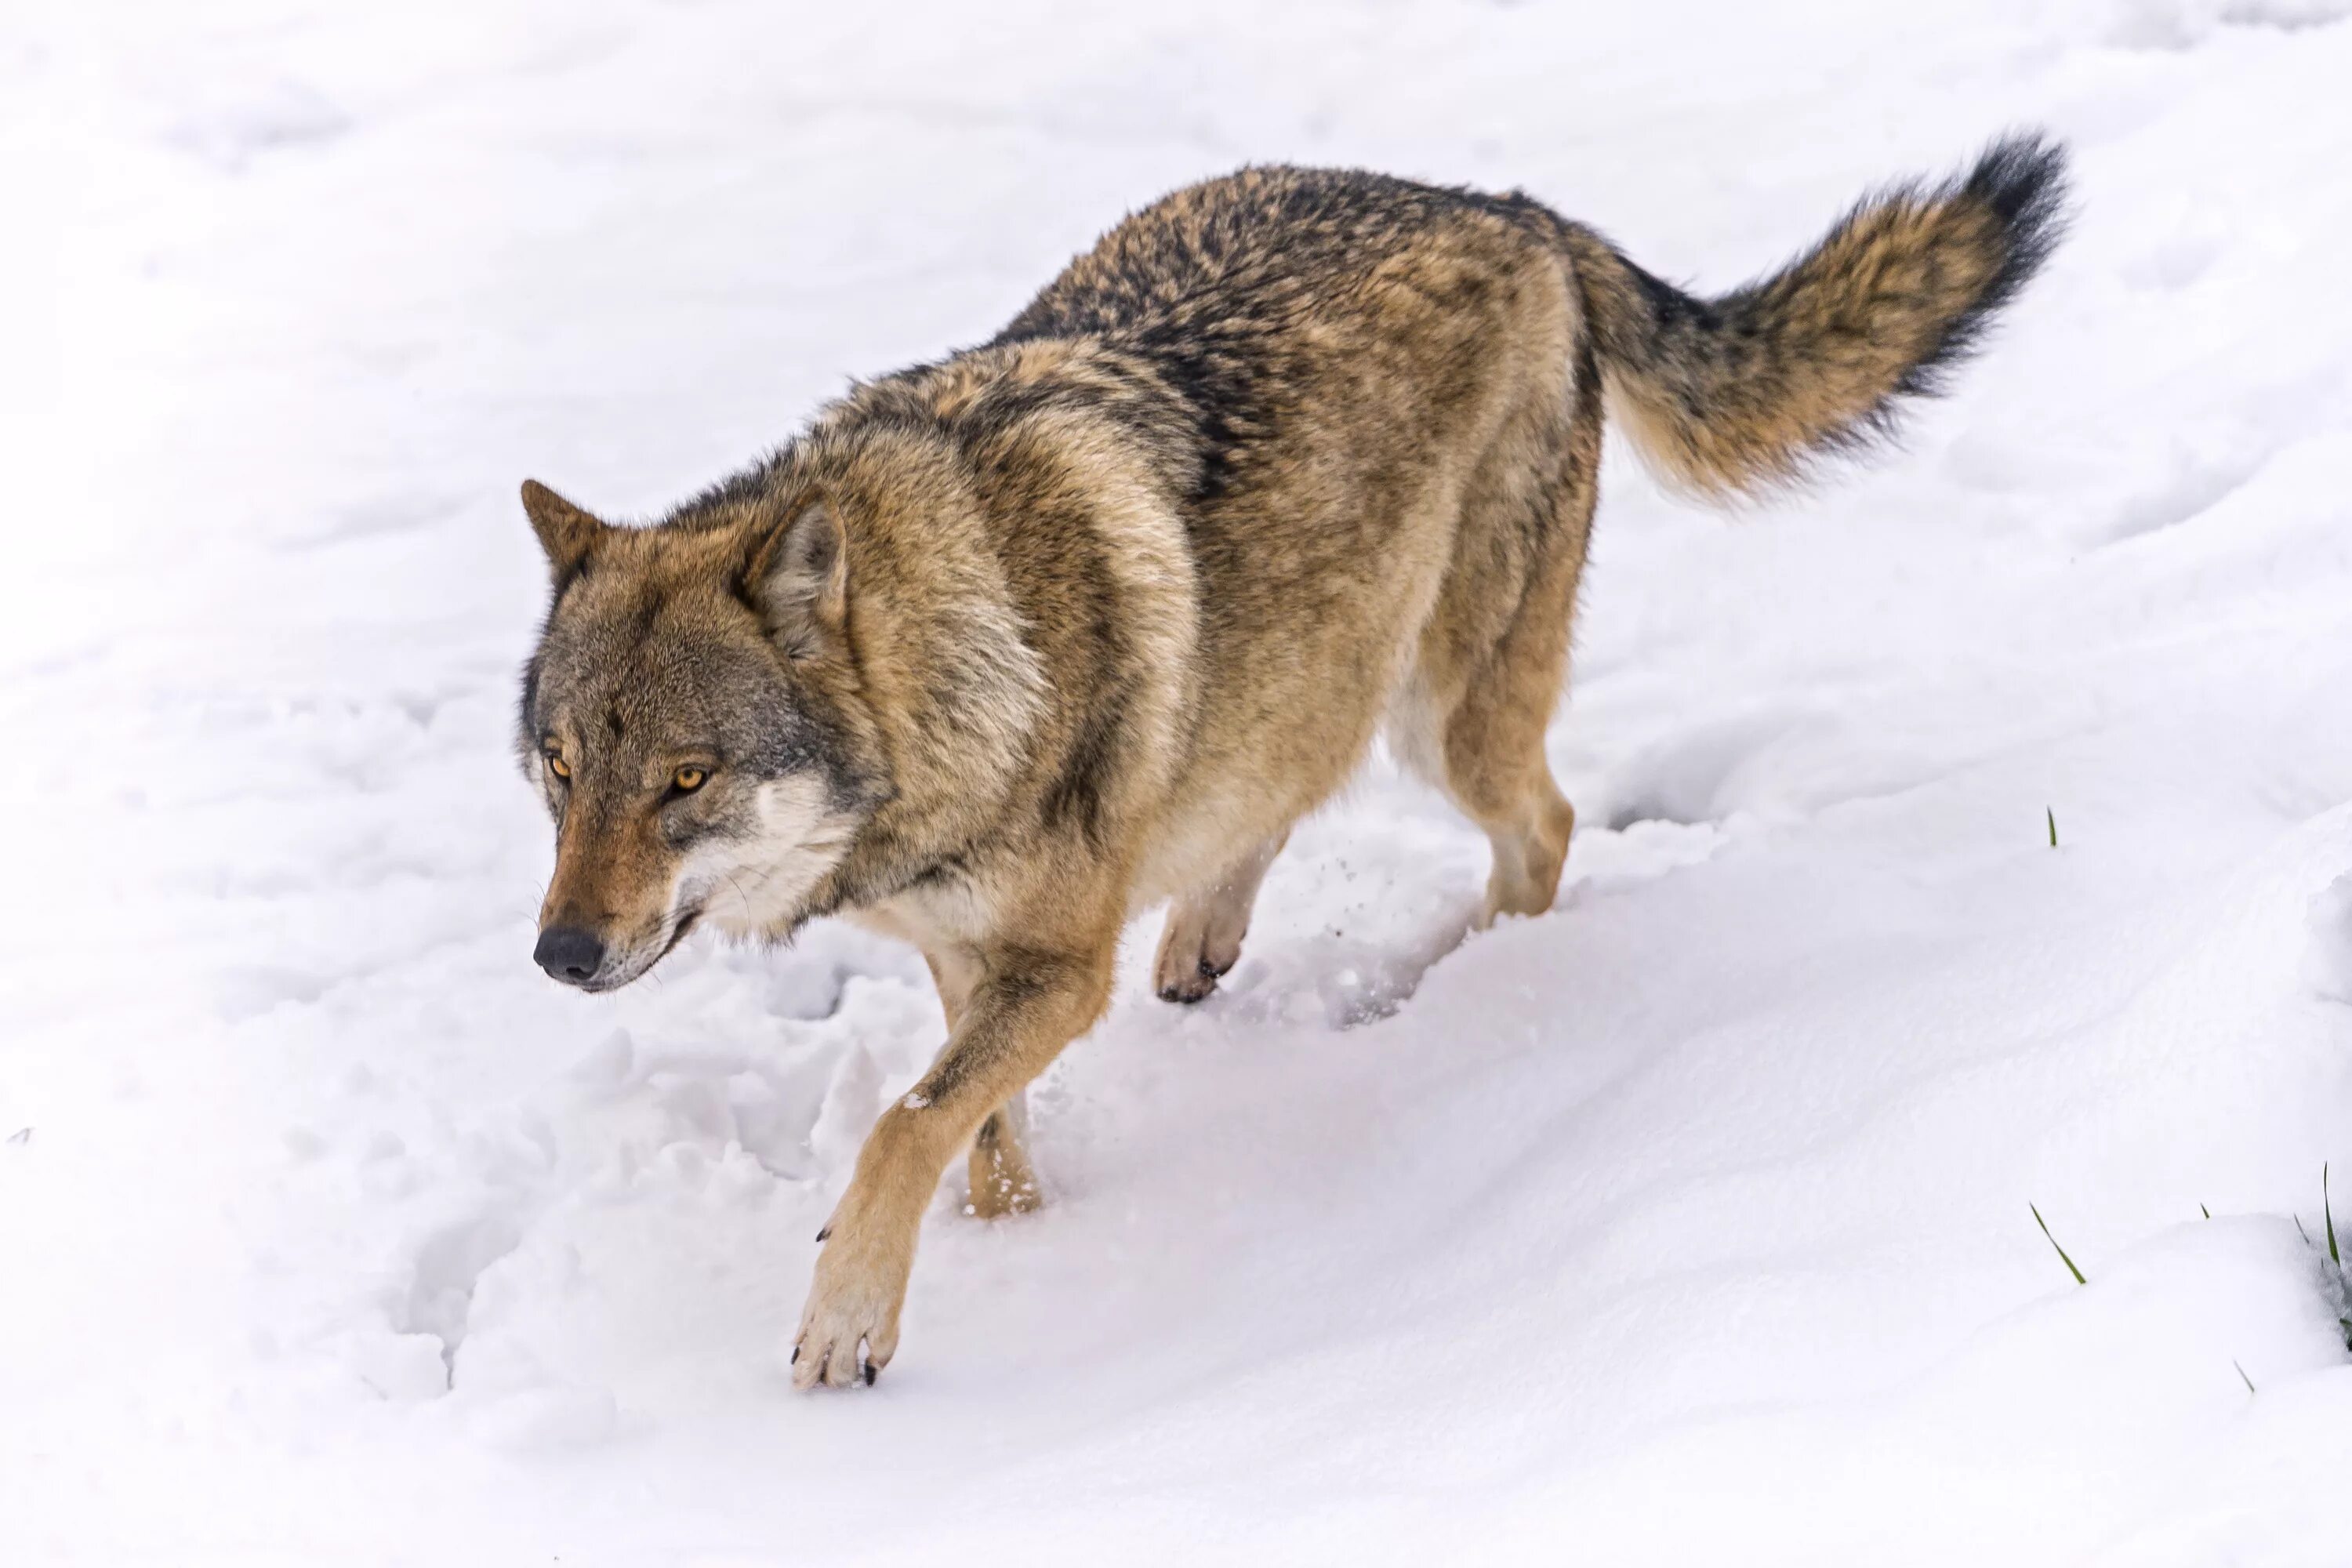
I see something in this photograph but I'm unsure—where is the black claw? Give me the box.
[863,1362,877,1386]
[789,1345,800,1364]
[815,1226,830,1243]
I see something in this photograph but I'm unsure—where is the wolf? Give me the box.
[516,135,2067,1388]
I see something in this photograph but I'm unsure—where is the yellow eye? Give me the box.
[672,766,707,793]
[547,754,571,779]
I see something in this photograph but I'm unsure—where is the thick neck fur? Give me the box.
[659,336,1205,933]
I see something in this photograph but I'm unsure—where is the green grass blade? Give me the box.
[2200,1203,2211,1220]
[2046,807,2058,848]
[2234,1360,2256,1395]
[2031,1203,2086,1286]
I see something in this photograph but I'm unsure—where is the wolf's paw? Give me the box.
[1153,905,1242,1004]
[791,1224,909,1391]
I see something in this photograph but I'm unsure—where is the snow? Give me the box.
[10,0,2352,1561]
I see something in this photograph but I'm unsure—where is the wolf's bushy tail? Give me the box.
[1559,132,2068,499]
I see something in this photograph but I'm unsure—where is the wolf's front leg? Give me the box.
[920,946,1042,1220]
[793,941,1116,1388]
[967,1094,1040,1218]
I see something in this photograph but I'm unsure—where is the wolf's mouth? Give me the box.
[580,906,702,993]
[656,906,703,962]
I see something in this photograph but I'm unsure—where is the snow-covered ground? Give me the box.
[12,0,2352,1561]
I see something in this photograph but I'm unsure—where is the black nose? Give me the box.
[533,925,606,985]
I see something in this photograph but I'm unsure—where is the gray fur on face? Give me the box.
[517,530,881,979]
[527,589,843,805]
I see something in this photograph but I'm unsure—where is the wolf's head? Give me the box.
[515,479,886,992]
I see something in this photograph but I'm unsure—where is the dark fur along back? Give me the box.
[991,167,1570,503]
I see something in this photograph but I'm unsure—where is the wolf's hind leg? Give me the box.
[1433,426,1592,927]
[1153,831,1288,1004]
[1436,625,1577,927]
[1472,777,1575,927]
[1439,625,1577,927]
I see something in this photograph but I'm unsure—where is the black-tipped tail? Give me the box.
[1563,131,2071,498]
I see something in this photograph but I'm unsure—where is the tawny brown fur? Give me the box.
[515,139,2067,1388]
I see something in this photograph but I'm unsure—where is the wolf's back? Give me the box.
[1559,134,2068,499]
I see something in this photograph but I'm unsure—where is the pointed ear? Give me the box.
[520,480,606,581]
[743,493,848,658]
